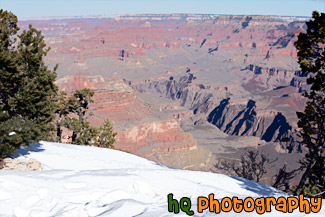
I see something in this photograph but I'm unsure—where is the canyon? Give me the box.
[18,14,310,184]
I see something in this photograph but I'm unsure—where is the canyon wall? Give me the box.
[19,14,310,157]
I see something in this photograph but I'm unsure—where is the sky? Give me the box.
[0,0,324,19]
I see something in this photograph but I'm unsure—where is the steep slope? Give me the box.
[55,73,198,156]
[17,14,311,172]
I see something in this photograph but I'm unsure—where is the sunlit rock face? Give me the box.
[55,73,197,155]
[19,14,309,165]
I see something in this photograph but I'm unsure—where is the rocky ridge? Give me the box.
[17,14,311,172]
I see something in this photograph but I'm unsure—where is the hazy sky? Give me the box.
[1,0,324,19]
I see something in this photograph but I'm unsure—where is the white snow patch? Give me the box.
[8,131,16,136]
[0,141,323,216]
[0,190,12,200]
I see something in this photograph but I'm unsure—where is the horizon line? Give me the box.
[19,13,312,21]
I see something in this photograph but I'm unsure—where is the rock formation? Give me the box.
[17,14,311,172]
[1,158,43,171]
[56,73,198,156]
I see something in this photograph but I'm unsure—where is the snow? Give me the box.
[8,132,16,136]
[0,141,324,217]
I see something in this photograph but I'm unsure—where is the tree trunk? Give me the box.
[71,131,77,143]
[56,120,62,143]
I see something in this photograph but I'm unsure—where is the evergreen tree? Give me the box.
[68,88,94,122]
[294,11,325,197]
[56,89,117,148]
[97,118,117,148]
[62,115,98,146]
[75,121,98,146]
[54,90,96,143]
[54,91,69,142]
[61,88,95,144]
[0,10,58,159]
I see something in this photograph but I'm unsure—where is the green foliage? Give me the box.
[68,88,94,122]
[54,91,69,142]
[0,117,38,159]
[0,10,58,159]
[295,11,325,76]
[75,123,98,146]
[294,11,325,198]
[62,116,98,146]
[55,89,117,148]
[97,118,117,148]
[56,88,95,144]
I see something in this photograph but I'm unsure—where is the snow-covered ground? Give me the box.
[0,141,324,217]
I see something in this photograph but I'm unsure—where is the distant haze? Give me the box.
[1,0,324,19]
